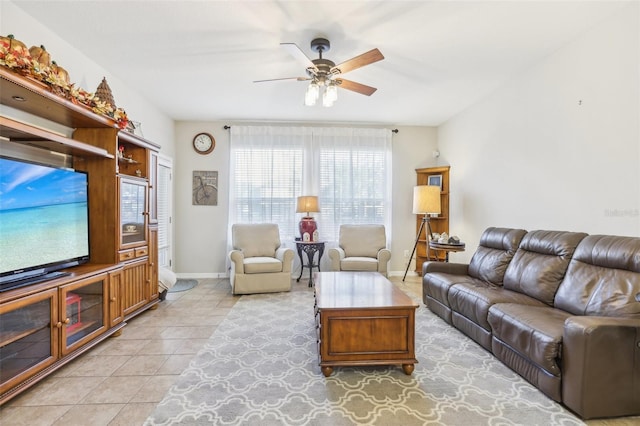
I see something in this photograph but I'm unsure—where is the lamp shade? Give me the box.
[296,196,319,215]
[412,185,441,215]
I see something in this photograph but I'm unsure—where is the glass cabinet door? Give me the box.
[120,177,147,247]
[0,289,58,394]
[61,277,107,353]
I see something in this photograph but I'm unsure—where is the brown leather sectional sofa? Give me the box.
[422,227,640,419]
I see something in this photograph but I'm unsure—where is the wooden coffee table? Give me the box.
[314,272,418,377]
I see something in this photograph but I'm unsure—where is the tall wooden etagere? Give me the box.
[414,166,450,273]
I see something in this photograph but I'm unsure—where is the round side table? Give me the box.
[295,241,325,287]
[428,241,466,262]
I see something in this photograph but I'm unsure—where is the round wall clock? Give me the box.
[193,132,215,155]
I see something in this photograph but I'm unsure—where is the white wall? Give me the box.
[173,121,230,277]
[173,122,438,277]
[1,1,175,155]
[439,3,640,263]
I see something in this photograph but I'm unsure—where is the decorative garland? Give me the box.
[0,34,129,129]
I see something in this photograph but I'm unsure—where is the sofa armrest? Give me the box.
[422,261,469,276]
[229,250,245,274]
[562,316,640,419]
[328,247,345,271]
[377,248,391,275]
[275,247,295,273]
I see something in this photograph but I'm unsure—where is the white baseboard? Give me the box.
[175,271,418,280]
[388,270,419,277]
[176,272,229,279]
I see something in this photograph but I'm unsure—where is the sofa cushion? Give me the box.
[425,274,484,308]
[244,257,283,274]
[232,223,281,258]
[503,230,587,305]
[448,281,545,331]
[339,225,386,258]
[341,257,379,271]
[555,235,640,318]
[468,227,527,285]
[489,303,571,377]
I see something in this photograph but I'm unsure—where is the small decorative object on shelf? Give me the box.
[65,293,83,333]
[95,77,116,108]
[126,120,143,137]
[28,45,50,69]
[437,232,449,244]
[0,34,31,70]
[50,60,70,86]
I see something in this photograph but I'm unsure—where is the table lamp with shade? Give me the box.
[403,185,441,281]
[296,195,320,241]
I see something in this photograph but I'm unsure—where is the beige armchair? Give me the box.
[328,224,391,276]
[229,223,294,295]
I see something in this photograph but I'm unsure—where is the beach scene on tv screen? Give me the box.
[0,158,89,274]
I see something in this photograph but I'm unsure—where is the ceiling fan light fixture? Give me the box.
[305,81,319,106]
[322,83,337,107]
[266,38,382,107]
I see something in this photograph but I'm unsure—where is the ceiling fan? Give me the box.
[254,38,384,106]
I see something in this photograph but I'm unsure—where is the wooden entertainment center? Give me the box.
[0,68,161,404]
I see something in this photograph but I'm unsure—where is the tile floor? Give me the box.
[0,276,422,426]
[0,277,238,426]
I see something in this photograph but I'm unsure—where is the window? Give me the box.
[229,126,392,244]
[232,147,303,238]
[157,156,172,268]
[316,127,392,241]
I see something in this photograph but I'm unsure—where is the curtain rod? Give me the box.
[224,125,397,133]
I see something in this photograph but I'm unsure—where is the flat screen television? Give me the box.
[0,156,90,291]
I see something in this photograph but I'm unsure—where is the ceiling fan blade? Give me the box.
[332,48,384,75]
[336,79,377,96]
[280,42,318,72]
[253,76,310,83]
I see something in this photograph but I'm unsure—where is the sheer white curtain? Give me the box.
[311,127,393,246]
[228,125,311,240]
[228,125,392,272]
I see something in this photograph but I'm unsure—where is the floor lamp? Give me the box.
[403,185,442,281]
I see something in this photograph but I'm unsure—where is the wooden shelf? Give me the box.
[67,321,98,345]
[0,116,114,158]
[118,156,139,164]
[0,326,47,348]
[0,68,115,129]
[118,129,160,151]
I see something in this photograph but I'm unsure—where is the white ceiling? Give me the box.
[11,1,632,126]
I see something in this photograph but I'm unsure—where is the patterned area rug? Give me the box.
[145,287,584,426]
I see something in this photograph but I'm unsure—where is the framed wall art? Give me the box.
[192,170,218,205]
[428,174,442,190]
